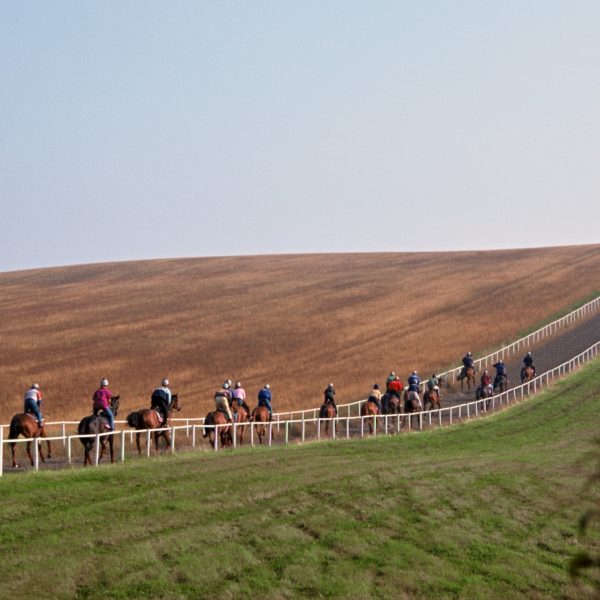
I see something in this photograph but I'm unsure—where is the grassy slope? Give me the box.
[0,245,599,422]
[1,362,600,599]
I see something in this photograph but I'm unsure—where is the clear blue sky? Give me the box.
[1,1,599,272]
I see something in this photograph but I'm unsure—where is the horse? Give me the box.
[77,395,120,466]
[459,366,476,391]
[251,405,272,444]
[126,394,181,454]
[520,365,535,384]
[360,399,379,434]
[231,400,251,445]
[402,389,422,429]
[423,388,442,411]
[319,400,337,437]
[8,413,52,469]
[494,374,508,393]
[202,410,232,449]
[381,392,401,415]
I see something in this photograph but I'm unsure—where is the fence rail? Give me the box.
[2,338,599,477]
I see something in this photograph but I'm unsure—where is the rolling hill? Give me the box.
[0,244,599,422]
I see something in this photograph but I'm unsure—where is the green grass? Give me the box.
[2,363,600,599]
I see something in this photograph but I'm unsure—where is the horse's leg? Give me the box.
[10,442,17,468]
[136,432,142,455]
[38,437,45,463]
[164,431,171,453]
[109,437,115,463]
[26,440,34,466]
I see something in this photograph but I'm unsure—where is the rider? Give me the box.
[523,352,536,376]
[407,370,420,392]
[151,378,172,425]
[387,375,403,399]
[324,383,337,411]
[92,378,115,431]
[460,352,474,379]
[427,374,439,391]
[385,371,396,391]
[480,369,493,395]
[233,381,251,418]
[493,360,507,389]
[258,384,273,420]
[368,383,382,411]
[214,382,234,423]
[23,382,44,428]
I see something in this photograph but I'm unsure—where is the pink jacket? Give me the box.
[93,387,113,410]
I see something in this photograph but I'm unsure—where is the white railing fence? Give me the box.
[2,339,599,476]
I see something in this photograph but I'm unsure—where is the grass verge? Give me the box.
[2,361,600,599]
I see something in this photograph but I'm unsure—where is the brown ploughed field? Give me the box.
[0,245,599,423]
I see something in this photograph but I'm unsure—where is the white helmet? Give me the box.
[265,383,270,389]
[162,378,169,386]
[467,352,472,356]
[235,381,242,388]
[226,379,232,386]
[31,382,40,390]
[328,382,334,388]
[412,371,418,375]
[223,382,230,389]
[100,378,109,387]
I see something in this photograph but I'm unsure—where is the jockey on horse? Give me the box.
[477,369,494,399]
[319,383,337,418]
[214,382,234,423]
[368,383,382,412]
[493,360,508,390]
[23,382,44,429]
[92,378,115,431]
[521,352,536,380]
[459,352,474,380]
[233,381,252,420]
[150,378,173,426]
[406,371,422,408]
[257,384,273,420]
[384,374,403,413]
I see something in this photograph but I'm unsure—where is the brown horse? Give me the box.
[251,405,272,444]
[231,400,251,445]
[423,388,442,411]
[459,366,476,391]
[202,410,232,449]
[360,399,379,434]
[381,392,400,414]
[494,374,508,393]
[126,394,181,454]
[77,395,120,466]
[520,365,535,384]
[319,400,337,436]
[8,413,52,468]
[402,390,422,429]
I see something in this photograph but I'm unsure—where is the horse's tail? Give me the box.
[9,415,21,440]
[127,411,140,429]
[202,412,213,438]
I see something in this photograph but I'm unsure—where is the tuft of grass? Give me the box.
[2,359,600,598]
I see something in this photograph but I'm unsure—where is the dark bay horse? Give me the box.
[402,390,422,429]
[381,392,400,415]
[520,365,535,384]
[251,405,271,444]
[459,366,476,391]
[423,388,441,411]
[126,394,181,454]
[202,410,232,449]
[319,400,337,436]
[494,374,508,393]
[360,399,379,434]
[231,401,250,445]
[8,413,52,468]
[77,396,120,466]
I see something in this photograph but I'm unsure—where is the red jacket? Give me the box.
[388,379,404,394]
[93,387,113,410]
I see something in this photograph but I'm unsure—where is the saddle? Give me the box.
[153,409,164,424]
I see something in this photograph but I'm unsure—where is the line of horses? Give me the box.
[6,365,537,468]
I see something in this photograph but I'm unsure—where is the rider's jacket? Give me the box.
[369,389,382,402]
[493,362,506,375]
[481,374,491,386]
[258,388,272,403]
[324,388,335,403]
[462,355,474,368]
[24,387,42,406]
[407,375,420,389]
[152,386,172,406]
[233,387,246,401]
[523,355,534,367]
[93,387,113,410]
[427,377,438,390]
[388,379,403,394]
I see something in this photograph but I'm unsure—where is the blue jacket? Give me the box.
[407,375,420,389]
[258,388,272,403]
[493,362,506,375]
[463,356,474,368]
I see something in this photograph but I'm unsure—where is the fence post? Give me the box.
[214,426,218,451]
[121,430,126,462]
[251,422,254,447]
[360,416,364,438]
[94,434,100,466]
[232,423,237,449]
[146,430,151,458]
[34,437,40,472]
[67,435,72,464]
[285,421,289,444]
[317,419,321,440]
[346,417,350,439]
[62,422,66,448]
[268,422,273,447]
[301,417,305,443]
[192,425,196,447]
[332,419,336,440]
[171,427,176,454]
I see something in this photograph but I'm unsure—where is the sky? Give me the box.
[1,1,599,272]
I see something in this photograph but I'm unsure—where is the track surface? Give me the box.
[3,312,600,472]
